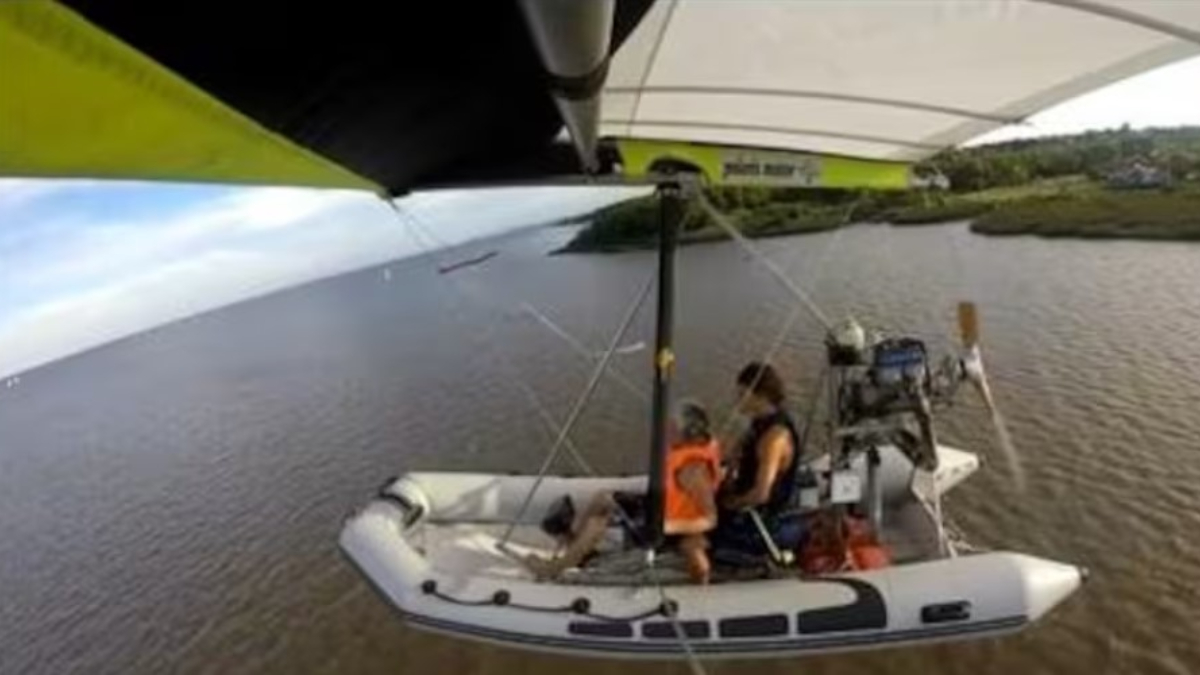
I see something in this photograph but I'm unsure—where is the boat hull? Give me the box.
[339,461,1084,660]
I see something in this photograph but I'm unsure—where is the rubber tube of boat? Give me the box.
[867,447,883,540]
[643,182,682,549]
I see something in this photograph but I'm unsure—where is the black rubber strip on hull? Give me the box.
[405,612,1029,657]
[569,622,634,638]
[797,578,888,634]
[339,545,1025,658]
[718,614,789,638]
[642,621,711,639]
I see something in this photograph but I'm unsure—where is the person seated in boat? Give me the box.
[527,401,722,583]
[711,362,805,559]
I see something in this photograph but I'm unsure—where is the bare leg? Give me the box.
[526,492,615,580]
[679,534,711,585]
[571,492,615,537]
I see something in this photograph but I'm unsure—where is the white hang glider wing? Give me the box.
[4,1,1200,192]
[597,0,1200,164]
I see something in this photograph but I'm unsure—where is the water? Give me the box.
[2,223,1199,675]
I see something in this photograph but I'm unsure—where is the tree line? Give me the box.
[922,125,1200,192]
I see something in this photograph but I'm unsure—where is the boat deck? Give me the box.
[412,494,945,587]
[400,445,973,586]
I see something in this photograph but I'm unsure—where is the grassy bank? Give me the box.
[556,194,852,253]
[971,189,1200,239]
[559,178,1200,253]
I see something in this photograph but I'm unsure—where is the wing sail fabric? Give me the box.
[603,0,1200,163]
[4,1,1200,193]
[616,139,914,189]
[0,1,376,190]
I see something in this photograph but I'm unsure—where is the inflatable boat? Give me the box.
[340,178,1088,661]
[340,445,1085,659]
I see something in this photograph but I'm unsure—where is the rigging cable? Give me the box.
[710,217,847,446]
[496,270,653,547]
[519,302,650,402]
[390,198,665,551]
[696,192,834,332]
[390,200,649,403]
[383,201,602,480]
[391,199,659,555]
[643,552,709,675]
[383,196,709,675]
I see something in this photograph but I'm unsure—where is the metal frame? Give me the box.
[605,85,1021,124]
[642,180,684,548]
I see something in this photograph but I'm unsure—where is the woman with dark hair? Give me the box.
[712,361,804,556]
[526,401,722,583]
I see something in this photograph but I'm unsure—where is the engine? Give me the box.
[825,319,967,471]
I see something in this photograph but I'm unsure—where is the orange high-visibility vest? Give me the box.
[664,440,721,524]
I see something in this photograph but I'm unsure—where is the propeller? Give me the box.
[957,302,1026,491]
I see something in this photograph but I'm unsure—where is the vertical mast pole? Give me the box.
[644,180,683,548]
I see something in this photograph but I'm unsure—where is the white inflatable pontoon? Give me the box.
[340,445,1085,659]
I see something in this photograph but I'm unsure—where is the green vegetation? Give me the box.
[888,199,992,225]
[557,188,855,253]
[559,126,1200,252]
[971,189,1200,240]
[932,125,1200,191]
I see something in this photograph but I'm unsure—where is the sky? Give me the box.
[0,182,645,378]
[3,55,1200,379]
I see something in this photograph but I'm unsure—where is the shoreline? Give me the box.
[557,182,1200,254]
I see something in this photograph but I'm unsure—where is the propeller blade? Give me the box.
[971,353,1027,490]
[988,405,1026,492]
[957,301,980,348]
[956,302,1026,491]
[965,347,997,414]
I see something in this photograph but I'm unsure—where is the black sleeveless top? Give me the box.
[733,408,801,517]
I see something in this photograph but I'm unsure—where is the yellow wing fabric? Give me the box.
[615,139,914,189]
[0,1,377,190]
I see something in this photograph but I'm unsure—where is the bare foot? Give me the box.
[523,554,566,581]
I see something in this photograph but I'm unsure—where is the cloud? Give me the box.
[0,180,643,377]
[1,248,316,371]
[7,187,364,292]
[0,179,68,211]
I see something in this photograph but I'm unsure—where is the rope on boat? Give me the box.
[418,579,672,622]
[421,573,711,675]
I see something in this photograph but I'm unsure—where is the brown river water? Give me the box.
[2,222,1198,674]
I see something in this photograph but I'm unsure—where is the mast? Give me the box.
[643,180,683,548]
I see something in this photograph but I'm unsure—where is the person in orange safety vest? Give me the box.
[526,401,722,583]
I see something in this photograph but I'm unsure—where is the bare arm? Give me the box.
[723,427,792,511]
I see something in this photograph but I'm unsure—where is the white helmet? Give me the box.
[830,317,867,352]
